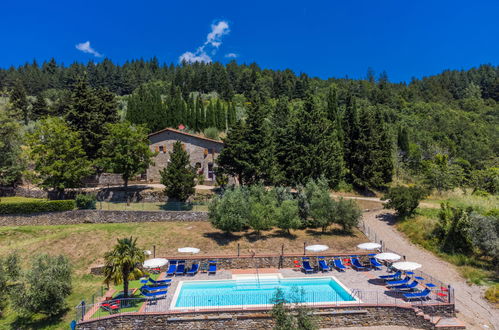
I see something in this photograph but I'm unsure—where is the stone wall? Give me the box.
[89,253,377,275]
[77,305,451,330]
[0,210,208,226]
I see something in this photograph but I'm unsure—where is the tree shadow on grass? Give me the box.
[270,230,298,240]
[243,232,269,243]
[10,309,67,330]
[376,212,398,226]
[305,228,356,237]
[203,232,242,246]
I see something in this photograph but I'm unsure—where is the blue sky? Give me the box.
[1,0,498,82]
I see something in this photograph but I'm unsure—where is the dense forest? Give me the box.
[0,59,497,192]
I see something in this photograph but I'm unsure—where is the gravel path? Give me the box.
[362,209,498,330]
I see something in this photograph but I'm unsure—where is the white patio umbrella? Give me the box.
[143,258,168,269]
[178,247,200,254]
[374,252,401,261]
[357,242,382,250]
[305,245,329,252]
[392,261,422,271]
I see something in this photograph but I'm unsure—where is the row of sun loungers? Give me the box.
[166,260,217,276]
[302,256,381,273]
[378,271,433,301]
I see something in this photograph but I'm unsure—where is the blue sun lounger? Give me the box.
[318,258,330,272]
[350,256,368,271]
[333,258,346,271]
[403,288,431,301]
[141,289,167,301]
[148,278,172,285]
[141,285,169,292]
[302,260,314,274]
[166,261,177,276]
[208,261,217,274]
[379,271,401,280]
[175,261,186,275]
[391,281,419,291]
[369,257,383,270]
[186,263,199,275]
[386,276,410,286]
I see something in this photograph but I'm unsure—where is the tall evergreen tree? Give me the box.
[160,141,196,201]
[65,77,118,159]
[10,79,30,123]
[283,95,344,187]
[126,83,168,132]
[342,93,360,179]
[350,107,393,188]
[32,94,49,119]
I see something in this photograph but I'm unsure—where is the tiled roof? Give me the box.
[148,127,223,144]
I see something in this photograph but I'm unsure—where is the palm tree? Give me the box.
[103,237,145,299]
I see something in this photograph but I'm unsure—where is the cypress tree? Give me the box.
[342,93,360,178]
[126,83,168,132]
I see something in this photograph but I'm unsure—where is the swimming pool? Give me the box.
[172,276,357,309]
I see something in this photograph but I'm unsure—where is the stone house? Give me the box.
[146,128,224,183]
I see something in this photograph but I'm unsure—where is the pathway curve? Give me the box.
[362,209,498,330]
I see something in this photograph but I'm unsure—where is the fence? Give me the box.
[76,287,453,323]
[358,220,454,304]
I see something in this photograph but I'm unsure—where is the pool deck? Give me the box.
[141,266,448,313]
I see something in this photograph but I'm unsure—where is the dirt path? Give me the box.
[362,209,498,330]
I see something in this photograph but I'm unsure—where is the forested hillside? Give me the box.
[0,59,497,192]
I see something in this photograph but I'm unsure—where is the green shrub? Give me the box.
[0,199,75,214]
[203,127,220,140]
[382,185,428,218]
[75,193,97,209]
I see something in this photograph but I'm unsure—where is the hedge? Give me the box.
[0,200,76,214]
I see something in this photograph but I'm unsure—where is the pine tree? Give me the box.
[350,107,393,189]
[32,94,49,119]
[195,96,204,131]
[66,77,118,159]
[160,141,196,201]
[217,121,254,184]
[10,80,30,124]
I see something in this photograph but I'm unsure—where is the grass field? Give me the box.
[396,193,498,304]
[0,220,367,329]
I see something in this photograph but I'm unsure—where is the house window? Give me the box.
[159,146,164,153]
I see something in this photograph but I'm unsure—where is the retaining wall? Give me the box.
[0,210,208,226]
[77,305,453,330]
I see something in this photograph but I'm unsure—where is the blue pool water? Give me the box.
[175,277,356,308]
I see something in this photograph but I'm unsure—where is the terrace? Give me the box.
[77,253,455,327]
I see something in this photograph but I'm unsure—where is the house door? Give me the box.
[208,163,214,180]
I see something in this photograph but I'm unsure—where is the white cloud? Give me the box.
[75,41,102,57]
[179,20,230,63]
[225,53,238,58]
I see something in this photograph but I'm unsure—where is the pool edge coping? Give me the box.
[169,275,361,311]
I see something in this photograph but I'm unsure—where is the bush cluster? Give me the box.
[209,178,362,235]
[0,199,75,214]
[75,194,97,209]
